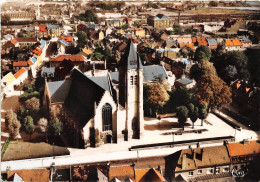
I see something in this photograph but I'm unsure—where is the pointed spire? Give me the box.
[119,40,143,70]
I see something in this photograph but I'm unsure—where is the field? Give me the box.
[185,7,255,15]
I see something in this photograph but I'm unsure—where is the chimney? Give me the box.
[182,153,187,170]
[131,163,136,180]
[201,148,204,160]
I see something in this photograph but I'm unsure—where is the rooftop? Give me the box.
[51,55,85,62]
[228,140,260,157]
[14,68,27,79]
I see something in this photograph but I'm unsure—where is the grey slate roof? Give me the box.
[207,39,217,45]
[109,65,168,84]
[43,67,55,74]
[176,77,193,85]
[143,65,168,82]
[47,24,59,29]
[47,79,71,102]
[88,76,111,93]
[156,14,170,20]
[119,40,143,70]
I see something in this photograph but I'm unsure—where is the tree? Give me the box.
[148,82,170,107]
[22,84,34,93]
[5,110,21,139]
[189,64,206,81]
[2,15,11,24]
[200,60,218,77]
[198,103,208,126]
[77,31,87,49]
[38,118,48,133]
[25,97,40,110]
[209,1,217,7]
[187,103,194,118]
[79,10,97,22]
[194,45,212,62]
[48,118,63,136]
[220,65,237,84]
[196,75,232,110]
[176,106,189,130]
[172,25,181,35]
[115,50,121,64]
[122,24,128,29]
[170,88,193,110]
[23,116,35,140]
[190,107,199,129]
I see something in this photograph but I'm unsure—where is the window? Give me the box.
[216,167,220,174]
[207,168,213,174]
[102,103,112,131]
[198,169,202,175]
[188,172,193,176]
[130,76,133,85]
[223,167,229,172]
[134,75,138,85]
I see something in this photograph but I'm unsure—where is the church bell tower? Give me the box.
[119,40,144,140]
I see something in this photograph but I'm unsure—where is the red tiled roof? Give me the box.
[30,25,47,32]
[7,169,50,182]
[27,60,34,65]
[232,39,242,46]
[61,35,73,42]
[109,166,135,181]
[32,48,42,56]
[226,39,233,46]
[13,61,28,67]
[50,55,85,62]
[14,68,27,79]
[11,38,37,45]
[124,17,132,22]
[228,141,260,157]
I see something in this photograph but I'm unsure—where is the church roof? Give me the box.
[120,40,143,70]
[143,65,168,82]
[47,79,71,103]
[88,76,112,93]
[109,65,167,84]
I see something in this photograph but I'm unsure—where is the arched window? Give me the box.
[102,103,112,131]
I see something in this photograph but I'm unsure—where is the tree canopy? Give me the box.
[5,110,21,139]
[76,31,87,49]
[25,97,40,111]
[190,107,199,128]
[194,45,212,62]
[48,118,63,136]
[23,116,35,135]
[196,75,232,110]
[176,106,189,129]
[148,82,170,108]
[79,10,97,22]
[189,64,206,82]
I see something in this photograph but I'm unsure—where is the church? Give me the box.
[43,40,170,148]
[43,40,145,148]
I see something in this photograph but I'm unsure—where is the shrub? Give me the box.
[19,91,40,102]
[23,116,35,136]
[25,97,40,110]
[22,84,34,93]
[38,118,48,133]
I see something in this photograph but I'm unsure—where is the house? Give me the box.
[106,19,122,27]
[225,39,243,51]
[54,59,75,81]
[30,25,48,38]
[49,55,86,67]
[192,37,207,46]
[135,29,145,39]
[1,72,16,95]
[10,38,37,48]
[179,43,194,51]
[123,17,133,27]
[57,39,69,54]
[239,36,252,48]
[43,40,144,148]
[47,24,60,38]
[80,47,93,57]
[42,67,55,81]
[228,140,260,173]
[12,61,29,72]
[7,169,50,182]
[207,39,218,50]
[174,77,195,89]
[165,40,178,48]
[147,14,171,29]
[165,145,232,182]
[176,36,192,45]
[13,68,28,87]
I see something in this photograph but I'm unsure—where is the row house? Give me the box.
[10,37,37,48]
[239,36,252,48]
[165,141,260,182]
[30,25,48,38]
[49,54,86,67]
[1,11,35,21]
[225,39,243,51]
[192,37,207,46]
[207,39,218,50]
